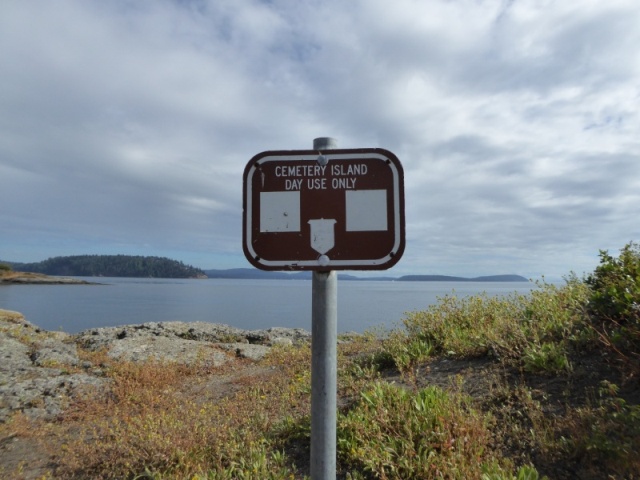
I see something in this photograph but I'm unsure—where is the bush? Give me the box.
[387,278,589,373]
[586,242,640,323]
[585,242,640,364]
[0,263,12,272]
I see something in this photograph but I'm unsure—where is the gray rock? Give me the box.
[75,321,249,350]
[1,309,311,422]
[0,310,105,421]
[0,373,104,420]
[74,321,311,352]
[0,335,33,373]
[30,337,79,367]
[75,321,313,363]
[271,337,293,347]
[241,327,312,347]
[104,335,231,367]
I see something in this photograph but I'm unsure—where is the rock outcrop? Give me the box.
[0,309,310,422]
[74,321,310,363]
[0,310,104,421]
[0,272,94,284]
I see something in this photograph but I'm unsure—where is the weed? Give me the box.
[337,381,515,479]
[482,464,549,480]
[562,381,640,477]
[522,342,571,374]
[381,330,434,372]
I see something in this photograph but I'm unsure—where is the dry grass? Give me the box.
[38,346,312,479]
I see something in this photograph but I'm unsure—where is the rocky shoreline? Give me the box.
[0,309,311,422]
[0,272,95,285]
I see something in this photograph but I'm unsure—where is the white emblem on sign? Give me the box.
[308,219,336,255]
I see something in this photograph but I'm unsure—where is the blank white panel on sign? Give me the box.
[260,191,300,232]
[345,189,387,231]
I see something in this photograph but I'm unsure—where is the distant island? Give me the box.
[6,255,206,279]
[397,274,528,282]
[204,268,529,282]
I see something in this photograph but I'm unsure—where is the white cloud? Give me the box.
[0,0,639,279]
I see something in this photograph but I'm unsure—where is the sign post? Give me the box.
[243,138,404,479]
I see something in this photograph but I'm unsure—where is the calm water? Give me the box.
[0,278,535,334]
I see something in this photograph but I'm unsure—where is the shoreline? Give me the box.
[0,272,98,285]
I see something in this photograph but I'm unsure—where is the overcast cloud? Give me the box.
[1,0,639,280]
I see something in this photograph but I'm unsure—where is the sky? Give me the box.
[1,0,639,281]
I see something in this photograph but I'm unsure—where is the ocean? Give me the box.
[0,277,536,334]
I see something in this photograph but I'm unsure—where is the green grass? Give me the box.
[337,381,511,479]
[384,277,591,373]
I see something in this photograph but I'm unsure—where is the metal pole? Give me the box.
[310,137,338,480]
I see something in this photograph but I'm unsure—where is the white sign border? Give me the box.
[244,151,403,269]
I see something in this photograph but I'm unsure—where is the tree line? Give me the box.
[14,255,206,278]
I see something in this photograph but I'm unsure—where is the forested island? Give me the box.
[7,255,206,279]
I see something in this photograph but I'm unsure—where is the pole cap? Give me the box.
[313,137,338,150]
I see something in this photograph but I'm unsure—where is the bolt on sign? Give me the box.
[243,148,405,270]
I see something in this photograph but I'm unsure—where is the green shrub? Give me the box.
[586,242,640,323]
[381,330,434,372]
[585,242,640,364]
[398,292,529,362]
[387,279,589,373]
[0,263,12,272]
[337,381,516,479]
[523,342,571,374]
[523,275,590,341]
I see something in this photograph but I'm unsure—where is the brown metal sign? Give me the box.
[243,148,405,271]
